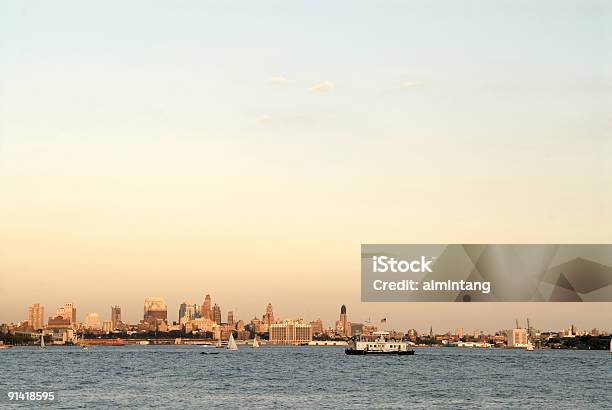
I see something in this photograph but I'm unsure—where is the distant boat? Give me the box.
[526,339,534,351]
[252,337,259,348]
[227,333,238,351]
[216,335,223,348]
[609,338,611,355]
[40,334,46,350]
[345,331,415,356]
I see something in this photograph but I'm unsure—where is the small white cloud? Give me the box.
[398,81,419,89]
[256,114,273,124]
[311,81,335,93]
[387,81,421,91]
[269,76,290,85]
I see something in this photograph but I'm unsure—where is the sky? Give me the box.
[1,1,611,333]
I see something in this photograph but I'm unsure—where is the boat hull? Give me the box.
[345,349,415,356]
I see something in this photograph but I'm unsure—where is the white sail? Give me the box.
[252,337,259,348]
[227,333,238,351]
[40,334,45,349]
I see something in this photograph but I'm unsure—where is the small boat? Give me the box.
[526,339,534,351]
[40,334,46,350]
[345,331,414,356]
[227,333,238,351]
[252,337,259,348]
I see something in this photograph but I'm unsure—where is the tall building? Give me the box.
[455,328,464,339]
[111,305,121,330]
[335,304,351,337]
[310,319,323,335]
[263,303,274,326]
[179,301,198,322]
[102,320,112,332]
[200,294,212,320]
[84,313,101,330]
[144,297,168,323]
[28,303,44,330]
[56,303,77,326]
[269,320,312,345]
[212,303,221,325]
[227,311,234,327]
[507,328,528,347]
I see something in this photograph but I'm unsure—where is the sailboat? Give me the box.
[227,333,238,351]
[526,338,534,351]
[252,337,259,348]
[79,329,88,351]
[40,333,46,350]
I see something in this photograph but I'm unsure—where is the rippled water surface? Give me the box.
[1,346,611,408]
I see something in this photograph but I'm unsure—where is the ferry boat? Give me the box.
[345,331,415,356]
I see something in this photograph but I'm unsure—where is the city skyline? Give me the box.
[4,297,611,335]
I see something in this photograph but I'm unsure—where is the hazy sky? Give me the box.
[1,1,611,333]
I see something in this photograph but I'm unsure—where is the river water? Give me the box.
[1,345,610,408]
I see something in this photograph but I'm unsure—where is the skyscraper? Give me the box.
[212,303,221,325]
[227,311,234,327]
[335,304,351,337]
[111,305,121,330]
[310,319,323,335]
[179,301,198,322]
[56,303,77,327]
[201,294,212,320]
[263,302,274,326]
[28,303,44,330]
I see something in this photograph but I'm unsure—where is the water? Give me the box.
[1,346,610,409]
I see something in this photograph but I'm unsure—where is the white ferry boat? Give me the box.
[345,331,415,356]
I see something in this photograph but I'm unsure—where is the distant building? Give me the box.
[144,297,168,323]
[200,294,212,320]
[236,320,245,332]
[335,305,351,337]
[269,320,312,345]
[507,328,528,347]
[351,323,364,337]
[111,305,121,330]
[251,317,264,333]
[47,315,71,331]
[56,303,77,327]
[179,301,198,323]
[84,313,101,330]
[406,328,418,342]
[227,311,234,328]
[455,328,464,339]
[263,303,274,326]
[310,319,324,335]
[28,303,45,330]
[102,320,112,332]
[212,304,221,325]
